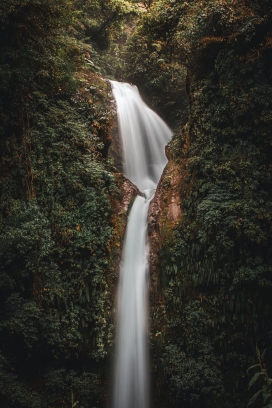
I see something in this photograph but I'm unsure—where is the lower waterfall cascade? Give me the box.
[110,80,172,408]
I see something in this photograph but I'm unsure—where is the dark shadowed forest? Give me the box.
[1,1,272,407]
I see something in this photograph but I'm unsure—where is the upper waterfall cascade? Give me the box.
[111,80,172,191]
[110,80,172,408]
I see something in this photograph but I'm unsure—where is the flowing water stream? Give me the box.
[110,81,172,408]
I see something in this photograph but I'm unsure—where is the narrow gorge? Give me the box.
[1,1,272,408]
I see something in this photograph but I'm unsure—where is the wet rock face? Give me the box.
[121,175,143,212]
[148,146,188,296]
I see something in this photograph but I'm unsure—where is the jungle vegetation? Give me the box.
[1,0,272,408]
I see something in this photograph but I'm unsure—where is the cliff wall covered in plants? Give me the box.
[1,0,272,408]
[132,1,272,407]
[0,1,139,407]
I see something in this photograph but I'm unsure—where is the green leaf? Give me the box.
[263,392,271,404]
[249,372,262,388]
[248,390,262,406]
[247,364,261,375]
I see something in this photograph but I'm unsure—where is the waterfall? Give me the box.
[110,80,172,408]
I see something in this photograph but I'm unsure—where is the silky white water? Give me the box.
[110,80,172,408]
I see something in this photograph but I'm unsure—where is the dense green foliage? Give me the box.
[125,5,188,126]
[74,0,136,50]
[2,0,272,407]
[0,1,126,406]
[149,1,272,407]
[71,0,139,79]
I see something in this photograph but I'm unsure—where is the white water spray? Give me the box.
[110,80,172,408]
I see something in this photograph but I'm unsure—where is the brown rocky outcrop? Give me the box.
[108,172,142,283]
[148,140,189,302]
